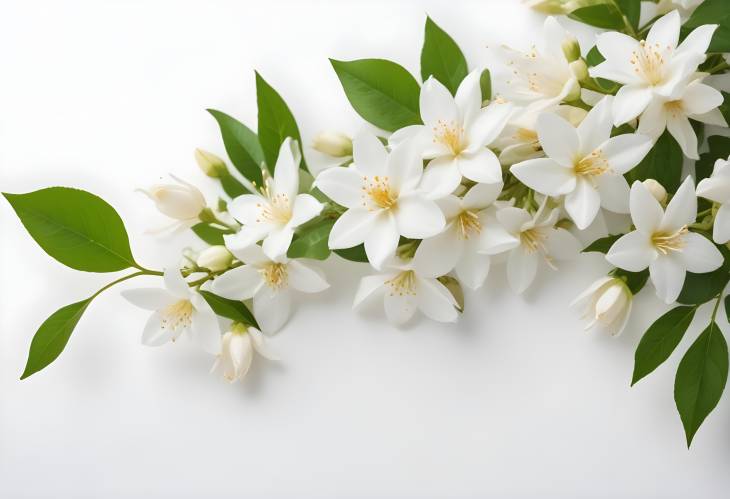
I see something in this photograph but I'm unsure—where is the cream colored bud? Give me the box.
[196,245,233,272]
[643,179,667,204]
[140,175,206,221]
[194,148,227,178]
[524,0,582,14]
[312,132,353,157]
[571,277,632,337]
[562,36,581,62]
[569,59,589,82]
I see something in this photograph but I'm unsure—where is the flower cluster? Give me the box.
[5,1,730,446]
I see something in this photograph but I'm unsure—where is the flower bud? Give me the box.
[564,78,582,102]
[140,175,206,221]
[312,132,353,157]
[643,179,667,204]
[211,324,277,383]
[194,148,227,178]
[562,35,581,63]
[524,0,582,14]
[196,245,233,272]
[571,277,632,336]
[569,59,588,81]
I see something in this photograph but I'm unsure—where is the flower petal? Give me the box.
[649,254,686,304]
[224,240,268,265]
[454,69,482,125]
[697,176,730,204]
[577,95,614,156]
[630,181,663,233]
[713,203,730,244]
[328,208,377,249]
[496,206,532,234]
[600,133,654,174]
[383,288,418,326]
[387,141,423,193]
[679,232,723,273]
[661,176,697,232]
[314,167,363,209]
[667,114,699,160]
[455,249,491,290]
[420,76,459,126]
[364,212,400,269]
[677,24,718,57]
[457,148,503,185]
[536,112,580,167]
[287,260,330,293]
[352,132,387,177]
[564,179,601,230]
[606,230,656,272]
[462,182,503,210]
[613,85,653,125]
[394,195,445,239]
[682,82,724,116]
[228,194,266,225]
[412,225,462,278]
[141,312,175,347]
[466,102,513,150]
[480,217,521,254]
[416,277,458,323]
[595,173,630,214]
[121,288,175,311]
[510,158,576,196]
[507,246,538,294]
[164,268,190,300]
[253,288,291,334]
[190,295,222,354]
[223,226,270,254]
[262,226,294,261]
[249,327,279,361]
[545,228,581,260]
[273,138,299,201]
[211,265,264,300]
[289,194,323,227]
[646,10,680,50]
[419,157,463,199]
[353,274,389,308]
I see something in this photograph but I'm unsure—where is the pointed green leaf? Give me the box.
[4,187,137,272]
[615,0,640,29]
[583,234,621,254]
[569,4,624,30]
[334,244,369,263]
[199,290,259,329]
[207,109,265,185]
[219,172,248,198]
[330,58,421,132]
[191,223,233,246]
[632,306,696,385]
[626,130,682,194]
[678,242,730,305]
[288,219,334,260]
[21,298,92,379]
[674,321,728,446]
[684,0,730,53]
[420,17,468,95]
[255,72,306,172]
[479,69,492,102]
[615,268,649,295]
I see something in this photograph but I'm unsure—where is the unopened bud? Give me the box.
[139,175,206,221]
[196,245,233,272]
[195,148,227,178]
[524,0,581,14]
[569,59,589,81]
[562,35,581,62]
[643,179,667,204]
[312,132,353,157]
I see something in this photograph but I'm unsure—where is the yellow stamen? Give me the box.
[457,210,482,239]
[629,40,669,86]
[651,226,688,255]
[433,119,466,156]
[575,150,610,178]
[261,262,288,289]
[161,300,194,332]
[362,175,398,211]
[385,270,416,296]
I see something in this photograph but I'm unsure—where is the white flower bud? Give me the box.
[211,324,277,383]
[524,0,583,14]
[562,35,581,63]
[194,148,227,178]
[643,179,667,204]
[312,132,353,157]
[571,277,632,337]
[196,245,233,272]
[140,175,206,221]
[569,59,588,81]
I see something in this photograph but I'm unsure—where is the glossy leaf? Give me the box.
[684,0,730,53]
[199,290,259,329]
[21,298,92,379]
[674,321,728,446]
[4,187,137,272]
[219,172,248,198]
[334,244,369,263]
[626,130,682,193]
[480,69,492,102]
[632,306,696,386]
[207,109,265,185]
[615,0,640,29]
[288,219,334,260]
[330,58,421,132]
[420,17,468,95]
[696,136,730,182]
[583,234,621,254]
[569,4,624,30]
[191,223,233,245]
[615,268,649,295]
[678,243,730,305]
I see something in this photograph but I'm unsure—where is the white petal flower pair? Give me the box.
[211,243,329,334]
[415,183,519,289]
[511,96,653,229]
[211,324,278,383]
[697,155,730,244]
[487,17,581,109]
[353,254,458,326]
[122,268,221,354]
[315,133,445,269]
[494,204,581,293]
[607,178,723,304]
[226,138,323,261]
[591,10,717,126]
[571,276,632,337]
[391,70,513,198]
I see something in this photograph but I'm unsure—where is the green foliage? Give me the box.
[480,69,492,102]
[696,136,730,182]
[207,109,265,185]
[255,72,306,171]
[420,17,468,95]
[569,4,625,30]
[330,58,421,132]
[288,219,334,260]
[219,172,248,198]
[199,290,259,329]
[583,234,620,254]
[191,223,233,245]
[3,188,137,272]
[684,0,730,53]
[615,268,649,295]
[678,243,730,306]
[674,321,728,446]
[21,299,92,379]
[632,306,696,386]
[333,244,369,263]
[626,130,682,193]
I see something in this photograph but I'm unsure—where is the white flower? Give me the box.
[637,76,726,159]
[211,243,329,334]
[140,175,206,229]
[696,155,730,244]
[312,132,353,158]
[196,245,233,272]
[121,268,221,354]
[353,255,458,326]
[314,133,445,269]
[489,204,581,293]
[590,11,717,125]
[487,17,581,108]
[571,276,633,337]
[510,96,653,229]
[225,138,323,261]
[606,178,723,304]
[415,183,519,289]
[211,324,277,383]
[494,104,587,166]
[390,71,513,199]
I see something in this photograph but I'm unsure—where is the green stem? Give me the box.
[707,62,730,75]
[711,293,723,322]
[609,0,638,38]
[89,271,148,300]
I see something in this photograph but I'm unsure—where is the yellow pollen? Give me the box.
[161,299,193,332]
[665,100,684,119]
[362,175,398,211]
[457,210,482,239]
[261,262,288,289]
[630,40,668,86]
[521,228,548,254]
[433,119,466,156]
[385,270,416,297]
[651,226,688,255]
[256,179,292,224]
[515,128,538,143]
[575,150,610,178]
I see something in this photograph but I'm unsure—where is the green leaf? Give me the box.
[219,172,248,198]
[615,0,640,29]
[420,17,468,95]
[725,295,730,323]
[678,242,730,305]
[684,0,730,53]
[569,4,624,30]
[3,187,137,272]
[334,244,369,263]
[479,69,492,102]
[199,290,259,329]
[191,223,233,245]
[255,72,306,172]
[626,130,682,193]
[632,306,696,386]
[330,58,421,132]
[616,268,649,295]
[21,298,92,379]
[674,321,728,446]
[718,91,730,129]
[696,136,730,182]
[288,219,334,260]
[583,234,621,254]
[207,109,265,185]
[585,46,605,67]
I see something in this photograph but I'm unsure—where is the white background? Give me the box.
[2,1,730,497]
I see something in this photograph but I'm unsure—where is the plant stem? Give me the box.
[89,271,148,300]
[711,293,723,322]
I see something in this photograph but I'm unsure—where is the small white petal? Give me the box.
[457,148,503,185]
[466,102,513,150]
[496,207,532,234]
[416,277,458,323]
[394,196,445,239]
[364,212,400,269]
[163,268,190,300]
[661,177,697,233]
[454,69,483,125]
[314,167,363,209]
[600,134,654,174]
[545,228,582,260]
[536,113,580,167]
[564,179,601,230]
[666,114,699,160]
[507,246,539,294]
[383,289,418,326]
[510,158,576,197]
[595,174,631,214]
[679,232,723,273]
[262,226,294,261]
[420,77,459,126]
[228,194,266,225]
[121,288,175,311]
[606,230,656,272]
[462,182,503,210]
[697,176,730,204]
[289,194,323,227]
[630,181,663,233]
[677,24,718,57]
[649,254,686,304]
[577,96,614,156]
[714,203,730,244]
[455,250,491,290]
[412,225,462,278]
[190,295,222,354]
[141,312,174,347]
[420,157,463,199]
[682,82,724,116]
[353,274,390,308]
[253,288,291,334]
[646,10,680,50]
[224,241,268,265]
[249,327,279,361]
[328,208,377,249]
[352,132,387,177]
[613,85,653,125]
[273,138,299,201]
[211,266,264,300]
[287,260,330,293]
